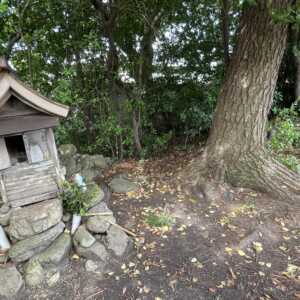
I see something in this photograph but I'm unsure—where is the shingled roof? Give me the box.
[0,57,69,118]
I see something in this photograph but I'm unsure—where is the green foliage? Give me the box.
[8,0,299,163]
[272,6,298,26]
[1,0,230,159]
[179,83,219,136]
[276,154,300,173]
[0,0,8,14]
[268,106,300,172]
[270,3,300,34]
[271,90,285,115]
[146,211,175,228]
[269,107,300,152]
[94,114,134,157]
[147,79,219,140]
[142,131,173,158]
[60,181,98,216]
[242,0,257,7]
[52,68,75,106]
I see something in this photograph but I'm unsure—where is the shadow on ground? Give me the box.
[23,149,300,300]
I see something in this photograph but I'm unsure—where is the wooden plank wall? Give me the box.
[0,96,59,136]
[2,161,59,207]
[0,115,59,136]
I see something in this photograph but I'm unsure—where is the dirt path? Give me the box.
[23,149,300,300]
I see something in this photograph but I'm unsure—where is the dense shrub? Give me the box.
[54,71,219,158]
[267,106,300,173]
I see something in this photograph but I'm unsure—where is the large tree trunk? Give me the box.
[191,0,300,205]
[92,0,127,158]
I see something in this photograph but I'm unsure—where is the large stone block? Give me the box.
[0,265,24,299]
[59,144,80,178]
[59,144,77,157]
[91,155,108,169]
[9,222,65,263]
[74,240,109,262]
[86,202,115,234]
[74,225,96,248]
[109,175,138,193]
[24,260,45,287]
[24,233,71,287]
[86,183,105,209]
[8,198,63,240]
[33,232,72,267]
[107,225,130,257]
[0,204,11,226]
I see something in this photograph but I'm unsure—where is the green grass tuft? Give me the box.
[146,211,175,228]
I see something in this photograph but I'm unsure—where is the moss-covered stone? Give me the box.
[86,183,105,209]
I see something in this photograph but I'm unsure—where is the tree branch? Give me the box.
[19,0,32,20]
[150,9,164,30]
[5,32,22,60]
[5,0,32,61]
[91,0,109,20]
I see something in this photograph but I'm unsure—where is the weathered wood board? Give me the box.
[23,129,50,163]
[0,66,69,207]
[1,161,59,207]
[0,96,38,119]
[0,115,59,136]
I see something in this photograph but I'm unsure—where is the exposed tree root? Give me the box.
[182,149,300,208]
[227,151,300,205]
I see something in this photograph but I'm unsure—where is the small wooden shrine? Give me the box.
[0,58,69,208]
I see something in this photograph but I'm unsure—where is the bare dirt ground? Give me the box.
[22,148,300,300]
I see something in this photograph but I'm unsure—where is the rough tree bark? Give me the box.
[92,0,127,158]
[188,0,300,205]
[130,9,163,155]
